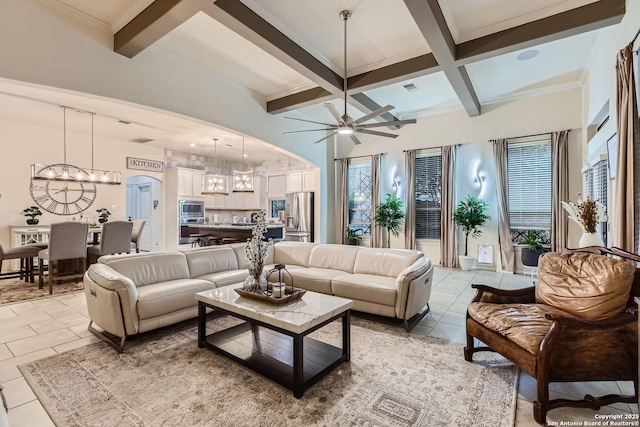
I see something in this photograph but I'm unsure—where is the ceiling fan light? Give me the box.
[338,127,353,135]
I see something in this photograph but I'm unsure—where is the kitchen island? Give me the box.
[189,223,284,241]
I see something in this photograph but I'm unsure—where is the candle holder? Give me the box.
[235,263,305,304]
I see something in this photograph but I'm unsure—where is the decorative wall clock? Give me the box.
[30,164,97,215]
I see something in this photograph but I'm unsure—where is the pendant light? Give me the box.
[232,137,254,193]
[202,138,229,194]
[31,107,122,185]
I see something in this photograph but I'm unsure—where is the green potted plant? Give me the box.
[23,206,42,225]
[374,194,405,248]
[520,232,548,267]
[345,227,363,245]
[96,208,111,223]
[452,195,490,270]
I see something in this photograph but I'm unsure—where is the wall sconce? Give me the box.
[153,200,159,209]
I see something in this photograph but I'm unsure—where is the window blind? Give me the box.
[415,154,442,239]
[507,140,552,230]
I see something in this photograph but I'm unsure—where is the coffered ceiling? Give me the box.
[0,0,626,161]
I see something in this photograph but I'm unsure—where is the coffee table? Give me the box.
[196,285,353,398]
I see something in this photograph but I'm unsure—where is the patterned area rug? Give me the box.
[0,277,84,305]
[19,316,518,427]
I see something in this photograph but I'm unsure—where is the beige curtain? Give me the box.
[440,145,458,267]
[337,158,349,244]
[493,139,515,272]
[404,150,417,249]
[371,154,383,248]
[614,44,637,251]
[551,130,570,251]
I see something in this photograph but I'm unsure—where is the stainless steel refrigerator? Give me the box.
[284,192,314,242]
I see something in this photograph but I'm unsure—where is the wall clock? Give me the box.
[30,164,97,215]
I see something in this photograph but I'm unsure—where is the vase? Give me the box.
[26,218,39,225]
[578,232,604,248]
[99,218,108,223]
[243,263,267,293]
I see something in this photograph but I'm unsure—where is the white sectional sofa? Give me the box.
[84,242,433,351]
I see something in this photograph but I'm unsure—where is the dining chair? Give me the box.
[130,219,146,253]
[0,240,46,283]
[88,221,133,264]
[38,222,89,294]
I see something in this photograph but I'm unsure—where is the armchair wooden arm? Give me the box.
[544,311,637,330]
[470,284,536,304]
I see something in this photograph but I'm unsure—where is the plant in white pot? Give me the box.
[452,195,490,270]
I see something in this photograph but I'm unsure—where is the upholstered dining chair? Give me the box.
[38,221,89,294]
[130,219,145,253]
[88,221,133,264]
[0,240,46,283]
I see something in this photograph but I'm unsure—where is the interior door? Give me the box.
[137,184,152,252]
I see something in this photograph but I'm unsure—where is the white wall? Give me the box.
[0,118,164,253]
[339,88,584,264]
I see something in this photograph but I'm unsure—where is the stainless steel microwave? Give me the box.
[179,200,204,218]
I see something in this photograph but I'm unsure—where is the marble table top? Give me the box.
[196,285,353,334]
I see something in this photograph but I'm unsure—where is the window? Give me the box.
[269,199,285,219]
[507,138,552,243]
[583,160,608,244]
[347,159,372,235]
[415,152,442,239]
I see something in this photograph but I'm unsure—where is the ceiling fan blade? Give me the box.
[357,129,399,138]
[323,103,345,124]
[312,131,339,144]
[283,128,334,134]
[353,105,395,125]
[357,118,417,129]
[284,116,335,126]
[348,134,362,145]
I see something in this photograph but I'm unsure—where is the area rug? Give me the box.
[0,277,84,305]
[19,316,518,427]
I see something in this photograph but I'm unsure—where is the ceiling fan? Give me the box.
[284,10,416,145]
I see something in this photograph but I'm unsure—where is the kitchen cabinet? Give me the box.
[288,172,303,193]
[191,171,204,197]
[302,170,316,192]
[177,169,193,197]
[287,170,317,193]
[172,168,205,199]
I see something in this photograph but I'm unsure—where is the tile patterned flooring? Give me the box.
[0,267,637,426]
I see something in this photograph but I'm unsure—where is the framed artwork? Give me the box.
[606,133,617,180]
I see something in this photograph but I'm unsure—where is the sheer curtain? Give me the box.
[337,158,349,244]
[404,150,416,250]
[371,154,383,248]
[440,145,458,267]
[614,44,637,251]
[551,130,570,251]
[493,139,515,272]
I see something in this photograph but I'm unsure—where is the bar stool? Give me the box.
[221,237,241,245]
[207,236,222,246]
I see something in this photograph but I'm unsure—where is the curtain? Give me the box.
[337,158,349,244]
[493,139,515,272]
[371,154,383,248]
[440,145,458,267]
[614,44,637,251]
[551,130,570,251]
[404,150,417,249]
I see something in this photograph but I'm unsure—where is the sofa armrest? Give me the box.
[84,264,139,336]
[395,257,433,319]
[470,284,536,304]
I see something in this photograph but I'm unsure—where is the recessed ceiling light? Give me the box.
[517,50,539,61]
[190,143,196,147]
[403,83,419,92]
[243,154,248,157]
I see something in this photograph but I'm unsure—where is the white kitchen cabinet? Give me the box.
[287,170,316,193]
[191,171,204,197]
[302,170,316,192]
[177,169,193,197]
[287,172,303,193]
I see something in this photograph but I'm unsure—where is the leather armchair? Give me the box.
[464,247,639,424]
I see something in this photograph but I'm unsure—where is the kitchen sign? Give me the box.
[127,157,164,173]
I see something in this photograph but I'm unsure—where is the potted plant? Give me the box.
[520,232,548,267]
[96,208,111,223]
[345,228,363,245]
[452,195,490,271]
[23,206,42,225]
[374,194,405,248]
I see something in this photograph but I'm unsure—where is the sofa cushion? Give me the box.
[288,268,345,294]
[136,279,215,319]
[467,302,571,355]
[332,274,397,306]
[273,242,316,267]
[536,252,635,321]
[308,244,361,273]
[196,270,249,288]
[101,252,190,287]
[184,247,239,278]
[353,249,422,278]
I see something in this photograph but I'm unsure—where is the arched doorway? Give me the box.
[126,175,163,252]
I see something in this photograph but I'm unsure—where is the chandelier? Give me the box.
[31,107,121,185]
[232,137,254,193]
[202,138,229,194]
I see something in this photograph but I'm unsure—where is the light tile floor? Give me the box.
[0,268,637,426]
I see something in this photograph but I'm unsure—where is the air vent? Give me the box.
[130,137,154,144]
[118,120,131,125]
[403,83,419,92]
